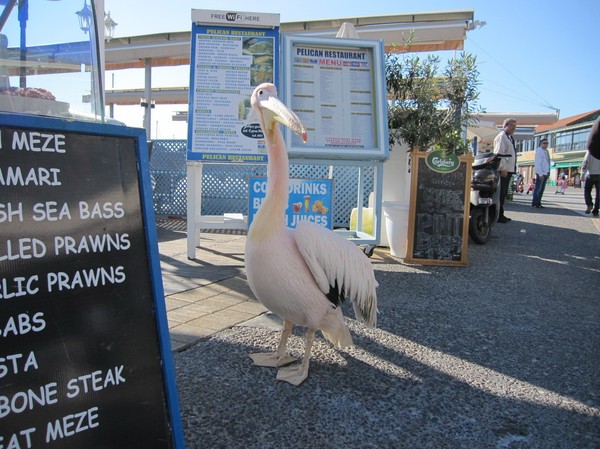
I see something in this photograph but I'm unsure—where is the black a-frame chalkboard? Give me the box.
[0,113,184,449]
[405,151,472,266]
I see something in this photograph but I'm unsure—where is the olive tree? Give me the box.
[386,51,482,155]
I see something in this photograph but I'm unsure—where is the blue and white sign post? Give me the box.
[187,9,280,258]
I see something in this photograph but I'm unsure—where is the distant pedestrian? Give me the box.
[555,174,566,194]
[532,139,550,208]
[582,122,600,216]
[493,118,517,223]
[559,177,568,194]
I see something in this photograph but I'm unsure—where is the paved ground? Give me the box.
[158,225,263,351]
[157,189,600,449]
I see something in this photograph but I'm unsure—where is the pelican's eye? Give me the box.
[258,89,263,96]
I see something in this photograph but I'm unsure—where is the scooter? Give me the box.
[469,152,509,244]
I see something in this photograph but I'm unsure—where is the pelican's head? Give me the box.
[250,83,307,143]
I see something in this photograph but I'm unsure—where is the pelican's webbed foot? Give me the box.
[275,328,316,386]
[249,352,296,368]
[276,363,309,386]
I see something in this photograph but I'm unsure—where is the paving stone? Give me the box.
[167,307,206,323]
[170,338,190,352]
[195,295,246,309]
[188,310,254,330]
[180,301,228,315]
[228,300,268,315]
[165,297,190,311]
[168,283,230,302]
[170,322,217,340]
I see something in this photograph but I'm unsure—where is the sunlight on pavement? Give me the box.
[352,326,600,418]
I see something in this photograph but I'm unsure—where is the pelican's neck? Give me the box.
[266,128,289,206]
[249,127,289,240]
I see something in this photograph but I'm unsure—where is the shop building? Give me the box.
[467,112,557,186]
[519,109,600,187]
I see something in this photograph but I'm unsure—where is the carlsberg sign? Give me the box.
[426,149,460,173]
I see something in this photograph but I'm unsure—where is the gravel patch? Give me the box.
[175,200,600,449]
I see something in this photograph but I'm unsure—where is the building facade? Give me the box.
[516,109,600,187]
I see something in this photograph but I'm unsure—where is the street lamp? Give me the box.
[104,11,117,41]
[140,98,155,109]
[75,0,93,34]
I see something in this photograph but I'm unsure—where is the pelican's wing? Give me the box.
[293,221,378,327]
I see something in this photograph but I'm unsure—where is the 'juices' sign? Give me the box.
[248,177,333,229]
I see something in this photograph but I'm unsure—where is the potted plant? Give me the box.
[382,52,482,258]
[386,51,482,153]
[386,53,442,152]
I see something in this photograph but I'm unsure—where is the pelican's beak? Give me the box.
[259,96,308,143]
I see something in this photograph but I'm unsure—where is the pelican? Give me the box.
[244,83,378,386]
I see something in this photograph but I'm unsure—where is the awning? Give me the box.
[555,161,582,168]
[553,154,584,168]
[104,10,475,70]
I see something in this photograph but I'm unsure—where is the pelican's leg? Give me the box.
[249,319,297,367]
[276,328,316,386]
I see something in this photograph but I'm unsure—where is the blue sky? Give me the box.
[102,0,599,136]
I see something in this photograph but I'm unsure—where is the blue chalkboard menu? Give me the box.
[405,152,472,266]
[0,113,184,448]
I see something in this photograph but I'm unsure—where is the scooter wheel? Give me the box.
[361,245,375,258]
[469,207,491,244]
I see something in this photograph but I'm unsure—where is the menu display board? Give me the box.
[187,10,280,162]
[282,35,388,161]
[405,152,472,266]
[0,114,183,449]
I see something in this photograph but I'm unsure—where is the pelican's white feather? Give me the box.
[293,221,378,327]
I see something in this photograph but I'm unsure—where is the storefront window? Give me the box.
[555,128,591,153]
[571,128,588,151]
[0,0,103,120]
[555,132,571,153]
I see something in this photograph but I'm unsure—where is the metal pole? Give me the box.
[18,0,28,88]
[143,58,152,138]
[356,165,364,233]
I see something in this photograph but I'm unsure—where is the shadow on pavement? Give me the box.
[170,198,600,448]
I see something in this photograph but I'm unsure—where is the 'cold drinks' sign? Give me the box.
[248,177,333,229]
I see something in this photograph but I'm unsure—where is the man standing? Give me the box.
[493,118,517,223]
[532,138,550,208]
[583,116,600,216]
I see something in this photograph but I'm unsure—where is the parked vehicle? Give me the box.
[469,152,509,244]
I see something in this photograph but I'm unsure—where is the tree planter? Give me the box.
[382,201,409,257]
